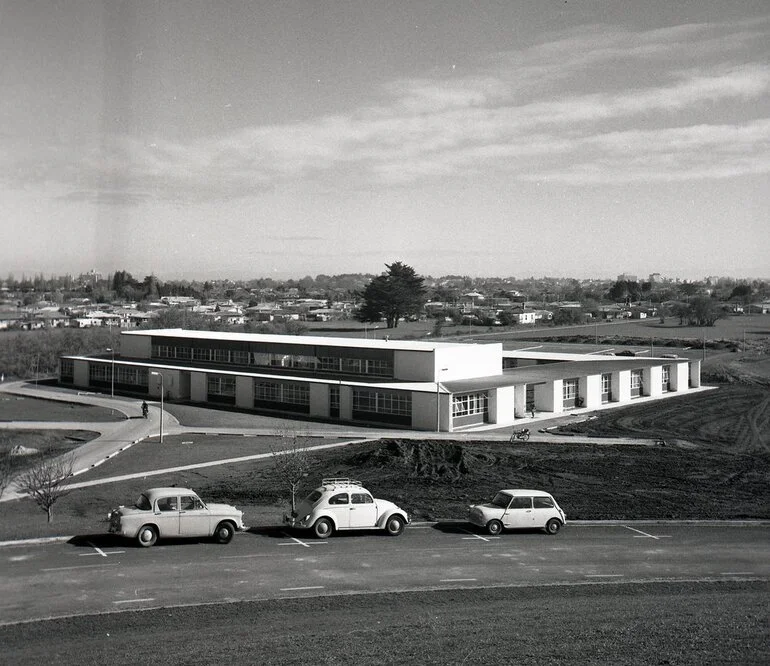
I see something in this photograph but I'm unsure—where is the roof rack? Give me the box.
[321,478,362,487]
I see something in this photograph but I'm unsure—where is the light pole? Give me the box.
[436,367,448,432]
[106,347,115,397]
[150,371,164,443]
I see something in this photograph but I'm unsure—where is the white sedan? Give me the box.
[468,489,566,536]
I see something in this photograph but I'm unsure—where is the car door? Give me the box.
[325,492,351,529]
[349,492,377,528]
[502,496,534,528]
[154,495,181,536]
[178,494,211,537]
[531,495,558,528]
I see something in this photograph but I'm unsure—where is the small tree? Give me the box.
[16,451,75,522]
[270,433,315,514]
[0,447,13,500]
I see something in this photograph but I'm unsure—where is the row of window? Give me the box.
[255,381,310,406]
[151,345,394,378]
[88,363,149,387]
[352,389,411,416]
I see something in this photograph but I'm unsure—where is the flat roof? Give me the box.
[444,357,691,392]
[122,328,496,353]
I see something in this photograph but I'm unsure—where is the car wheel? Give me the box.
[313,517,333,539]
[385,515,405,536]
[545,519,562,535]
[137,525,157,548]
[214,521,235,544]
[487,519,503,536]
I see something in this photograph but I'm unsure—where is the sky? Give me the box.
[1,1,768,282]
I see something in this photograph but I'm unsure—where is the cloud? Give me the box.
[5,15,769,202]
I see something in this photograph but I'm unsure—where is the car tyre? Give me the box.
[214,521,235,544]
[545,519,562,535]
[313,517,333,539]
[487,519,503,536]
[385,515,405,536]
[137,525,158,548]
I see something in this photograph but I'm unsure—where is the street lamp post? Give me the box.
[436,367,448,432]
[106,347,115,398]
[150,371,164,443]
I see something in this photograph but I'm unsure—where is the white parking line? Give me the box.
[585,574,624,578]
[79,541,125,557]
[113,598,155,604]
[278,533,328,548]
[459,528,499,542]
[623,526,670,539]
[280,586,325,592]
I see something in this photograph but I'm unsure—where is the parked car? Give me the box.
[468,489,566,536]
[284,478,410,538]
[108,487,245,547]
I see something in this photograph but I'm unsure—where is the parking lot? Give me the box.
[2,523,768,626]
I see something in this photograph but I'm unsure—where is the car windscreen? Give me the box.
[135,494,152,510]
[490,492,512,508]
[305,490,323,504]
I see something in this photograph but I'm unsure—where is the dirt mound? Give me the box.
[349,439,500,482]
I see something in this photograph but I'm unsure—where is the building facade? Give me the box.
[59,328,702,432]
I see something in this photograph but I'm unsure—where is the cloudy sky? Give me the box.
[2,1,768,281]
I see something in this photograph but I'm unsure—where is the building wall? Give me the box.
[613,370,631,402]
[670,361,689,391]
[394,350,435,382]
[646,366,663,397]
[535,380,562,413]
[689,360,701,387]
[235,376,252,409]
[190,371,207,402]
[412,390,439,431]
[309,383,329,419]
[73,359,89,388]
[121,335,151,359]
[489,385,517,426]
[580,374,603,409]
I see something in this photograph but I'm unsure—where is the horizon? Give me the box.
[2,2,768,281]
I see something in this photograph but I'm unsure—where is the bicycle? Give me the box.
[509,427,530,442]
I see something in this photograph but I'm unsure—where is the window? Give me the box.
[562,378,578,408]
[254,381,310,408]
[328,493,349,505]
[157,497,178,512]
[208,375,236,397]
[176,346,192,360]
[509,497,532,510]
[662,365,670,392]
[353,389,411,416]
[533,496,555,509]
[89,363,110,382]
[60,359,74,380]
[351,493,373,504]
[452,392,488,417]
[231,350,249,365]
[213,348,229,363]
[601,373,612,402]
[193,347,210,362]
[630,369,643,397]
[116,366,149,387]
[180,495,203,511]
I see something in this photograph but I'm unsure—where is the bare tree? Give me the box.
[16,451,75,522]
[270,431,315,514]
[0,447,13,500]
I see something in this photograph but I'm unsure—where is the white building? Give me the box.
[60,328,702,432]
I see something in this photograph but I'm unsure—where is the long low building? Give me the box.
[59,328,702,432]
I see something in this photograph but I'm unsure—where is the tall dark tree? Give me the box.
[356,262,427,329]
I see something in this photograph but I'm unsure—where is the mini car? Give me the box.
[108,487,245,547]
[468,489,566,536]
[284,478,410,538]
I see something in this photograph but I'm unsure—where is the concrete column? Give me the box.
[614,370,631,403]
[308,383,328,418]
[669,361,689,392]
[190,372,207,403]
[535,380,562,414]
[646,366,663,397]
[514,385,527,418]
[491,386,516,426]
[339,384,353,422]
[580,374,602,409]
[689,360,701,388]
[235,376,252,409]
